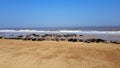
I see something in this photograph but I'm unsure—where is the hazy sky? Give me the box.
[0,0,120,28]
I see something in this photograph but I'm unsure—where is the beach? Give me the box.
[0,0,120,68]
[0,39,120,68]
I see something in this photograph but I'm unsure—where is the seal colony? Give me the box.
[0,33,120,44]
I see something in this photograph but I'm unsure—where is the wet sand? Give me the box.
[0,39,120,68]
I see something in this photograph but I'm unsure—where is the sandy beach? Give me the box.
[0,39,120,68]
[0,0,120,68]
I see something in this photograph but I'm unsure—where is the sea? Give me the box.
[0,26,120,41]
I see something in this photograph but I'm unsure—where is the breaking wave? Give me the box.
[0,30,120,34]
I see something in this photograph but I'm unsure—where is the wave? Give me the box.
[0,30,120,34]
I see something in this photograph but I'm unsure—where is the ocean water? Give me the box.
[0,26,120,41]
[0,26,120,31]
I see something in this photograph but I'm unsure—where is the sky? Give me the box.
[0,0,120,28]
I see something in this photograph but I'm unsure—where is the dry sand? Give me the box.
[0,39,120,68]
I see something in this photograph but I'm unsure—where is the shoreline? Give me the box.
[0,33,120,44]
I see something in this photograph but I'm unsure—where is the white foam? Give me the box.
[59,30,81,33]
[0,30,16,32]
[0,30,120,34]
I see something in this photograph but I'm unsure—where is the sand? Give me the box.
[0,39,120,68]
